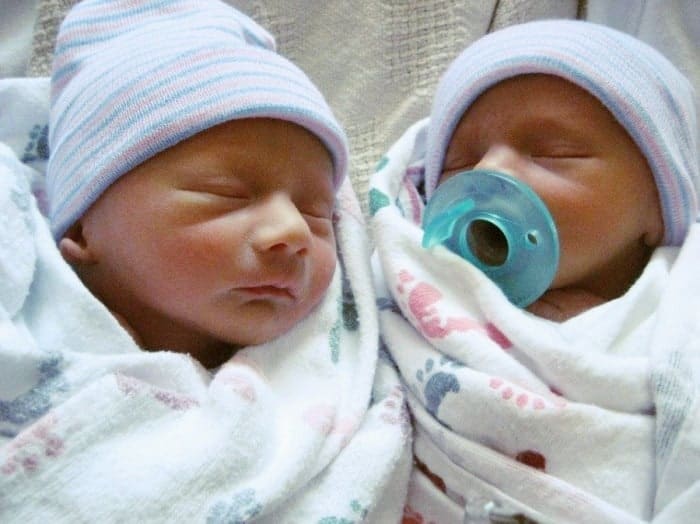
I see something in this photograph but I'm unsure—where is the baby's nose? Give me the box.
[473,144,524,177]
[252,194,311,256]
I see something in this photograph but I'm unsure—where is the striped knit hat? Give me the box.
[425,20,699,246]
[47,0,348,239]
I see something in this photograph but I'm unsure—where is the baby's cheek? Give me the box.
[304,242,335,303]
[315,242,338,287]
[174,220,243,264]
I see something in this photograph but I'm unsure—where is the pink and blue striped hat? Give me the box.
[47,0,348,239]
[425,20,699,246]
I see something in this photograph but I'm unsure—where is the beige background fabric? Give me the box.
[586,0,700,159]
[226,1,581,214]
[27,0,582,215]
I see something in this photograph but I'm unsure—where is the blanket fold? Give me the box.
[0,78,411,523]
[369,118,700,524]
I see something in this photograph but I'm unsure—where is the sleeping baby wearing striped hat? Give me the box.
[423,19,698,322]
[12,1,412,521]
[47,0,349,368]
[369,19,699,524]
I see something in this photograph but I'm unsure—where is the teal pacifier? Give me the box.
[422,169,559,307]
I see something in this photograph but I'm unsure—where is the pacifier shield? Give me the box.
[422,169,559,307]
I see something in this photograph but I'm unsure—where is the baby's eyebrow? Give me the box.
[171,167,248,190]
[524,122,595,150]
[528,118,581,133]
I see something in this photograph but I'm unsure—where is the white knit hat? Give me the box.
[47,0,348,239]
[425,20,699,246]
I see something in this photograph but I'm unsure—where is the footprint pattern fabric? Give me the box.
[0,77,412,523]
[370,119,700,524]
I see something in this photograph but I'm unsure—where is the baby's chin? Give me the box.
[230,320,301,347]
[526,287,607,322]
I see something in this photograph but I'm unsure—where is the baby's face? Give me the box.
[440,74,663,305]
[75,118,336,367]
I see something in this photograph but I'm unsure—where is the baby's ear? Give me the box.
[59,221,98,265]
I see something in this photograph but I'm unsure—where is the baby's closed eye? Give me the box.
[295,190,336,219]
[300,205,335,225]
[526,128,594,157]
[529,150,595,171]
[530,146,592,159]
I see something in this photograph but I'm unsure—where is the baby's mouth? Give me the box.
[236,283,297,300]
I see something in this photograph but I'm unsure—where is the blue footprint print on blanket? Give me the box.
[318,498,368,524]
[0,354,66,437]
[416,357,461,417]
[329,259,360,364]
[368,187,390,217]
[206,489,262,524]
[341,273,359,331]
[21,124,50,163]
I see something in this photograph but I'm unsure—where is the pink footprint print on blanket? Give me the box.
[379,384,411,437]
[115,374,199,410]
[303,404,358,448]
[215,364,260,403]
[488,377,567,410]
[396,269,511,348]
[1,414,64,475]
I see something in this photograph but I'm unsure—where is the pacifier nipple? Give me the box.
[422,169,559,307]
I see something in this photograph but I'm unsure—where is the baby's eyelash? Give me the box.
[301,209,333,221]
[531,154,592,161]
[530,149,591,156]
[298,199,336,220]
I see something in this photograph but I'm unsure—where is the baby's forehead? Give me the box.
[462,74,597,110]
[151,117,337,195]
[452,74,620,134]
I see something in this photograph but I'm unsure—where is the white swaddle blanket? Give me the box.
[369,119,700,524]
[0,78,412,523]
